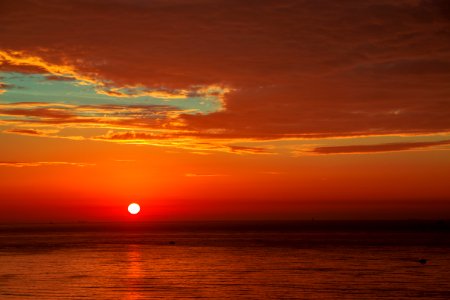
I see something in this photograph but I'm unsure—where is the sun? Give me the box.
[128,203,141,215]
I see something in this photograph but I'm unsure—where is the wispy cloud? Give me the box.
[0,102,184,130]
[0,82,15,94]
[4,128,49,136]
[0,50,97,85]
[228,145,273,155]
[0,161,95,168]
[185,173,227,177]
[96,86,189,99]
[260,171,283,175]
[44,75,76,81]
[95,130,175,141]
[310,140,450,155]
[95,130,273,154]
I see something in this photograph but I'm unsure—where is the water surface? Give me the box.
[1,221,449,299]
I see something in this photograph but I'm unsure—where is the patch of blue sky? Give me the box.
[0,72,221,114]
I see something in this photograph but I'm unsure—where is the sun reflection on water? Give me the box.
[126,244,143,300]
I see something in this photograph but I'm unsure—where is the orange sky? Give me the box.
[1,0,449,222]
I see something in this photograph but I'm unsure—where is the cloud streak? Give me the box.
[185,173,227,177]
[0,102,184,130]
[4,128,47,136]
[311,140,450,155]
[0,161,94,168]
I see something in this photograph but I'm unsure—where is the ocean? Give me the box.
[0,221,449,299]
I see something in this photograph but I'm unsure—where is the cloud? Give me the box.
[4,128,46,136]
[1,50,229,102]
[310,139,450,155]
[44,75,76,81]
[0,102,275,154]
[0,50,97,85]
[95,130,175,141]
[0,102,184,130]
[0,82,16,94]
[1,0,449,142]
[95,130,272,154]
[185,173,227,177]
[0,60,50,75]
[96,86,189,99]
[228,145,272,155]
[0,161,94,168]
[0,107,74,119]
[260,171,283,175]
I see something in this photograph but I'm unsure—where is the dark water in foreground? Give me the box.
[0,221,449,299]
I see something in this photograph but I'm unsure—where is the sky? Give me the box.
[0,0,449,222]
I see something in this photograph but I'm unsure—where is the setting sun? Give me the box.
[128,203,141,215]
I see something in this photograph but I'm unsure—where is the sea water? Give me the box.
[0,221,449,299]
